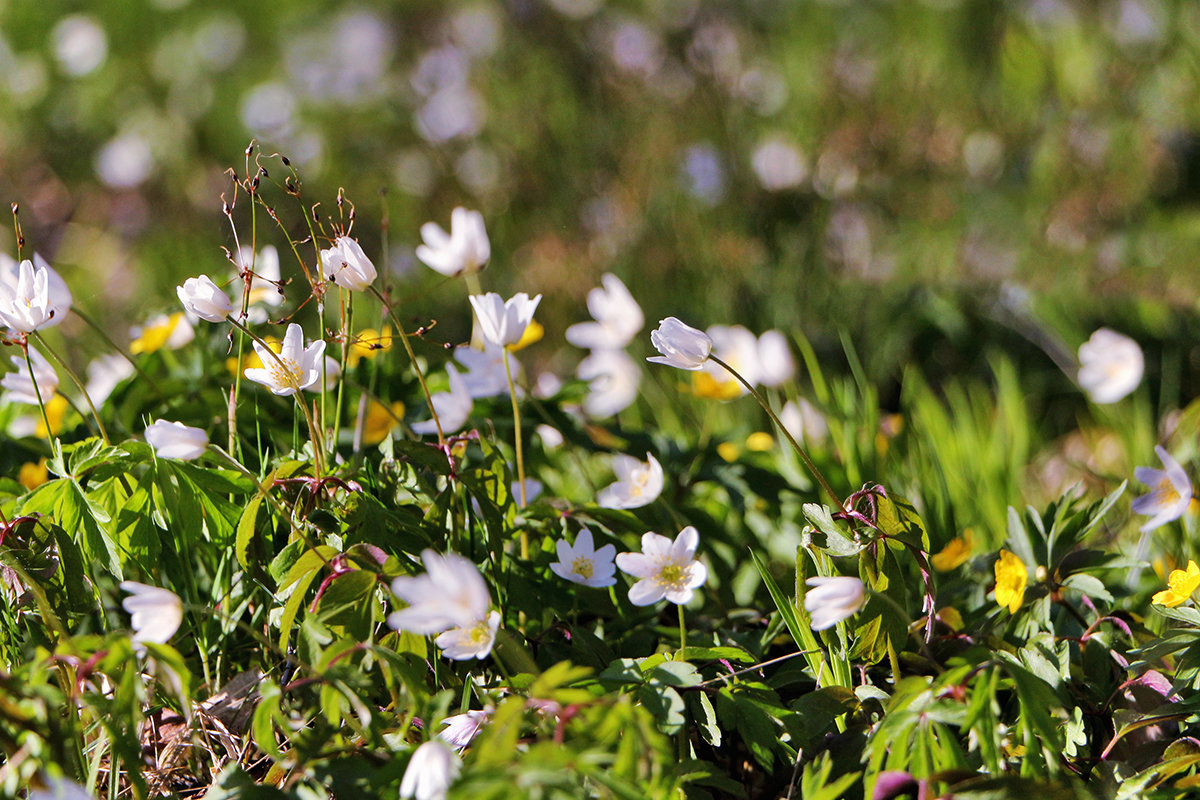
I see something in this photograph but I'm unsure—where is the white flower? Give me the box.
[439,709,491,749]
[412,364,473,435]
[453,343,517,399]
[536,424,563,449]
[145,419,208,460]
[647,317,712,370]
[804,576,866,631]
[176,275,234,323]
[780,399,828,445]
[434,610,501,660]
[400,740,461,800]
[28,776,95,800]
[320,236,377,292]
[550,529,617,588]
[0,253,72,332]
[695,325,760,398]
[597,453,663,509]
[1132,446,1193,532]
[565,274,644,350]
[756,330,795,387]
[514,478,543,504]
[416,207,491,278]
[1,349,59,404]
[235,244,284,322]
[243,323,327,396]
[85,354,134,407]
[577,349,641,418]
[303,355,342,393]
[388,550,492,635]
[468,292,542,348]
[120,581,183,645]
[1078,328,1143,404]
[615,526,708,606]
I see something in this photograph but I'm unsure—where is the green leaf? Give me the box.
[235,492,265,571]
[876,493,929,550]
[803,503,862,556]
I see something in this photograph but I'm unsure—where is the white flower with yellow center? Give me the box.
[243,323,327,396]
[1132,446,1193,532]
[550,529,617,588]
[615,526,707,606]
[597,452,663,509]
[434,611,501,660]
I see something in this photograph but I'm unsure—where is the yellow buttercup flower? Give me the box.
[932,531,975,572]
[691,371,742,401]
[509,319,543,352]
[361,399,406,446]
[1152,560,1200,608]
[18,458,48,491]
[130,312,191,355]
[347,326,393,368]
[35,394,70,437]
[716,442,740,462]
[994,549,1027,614]
[745,431,774,451]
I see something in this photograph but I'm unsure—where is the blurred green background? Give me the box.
[3,0,1200,406]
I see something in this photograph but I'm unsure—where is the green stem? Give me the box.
[22,344,55,451]
[708,354,841,509]
[677,602,687,652]
[503,347,529,558]
[368,285,444,446]
[32,334,109,445]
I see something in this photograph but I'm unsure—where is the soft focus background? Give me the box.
[3,0,1200,417]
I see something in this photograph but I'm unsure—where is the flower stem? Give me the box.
[368,285,444,447]
[707,354,841,509]
[32,334,109,446]
[503,346,530,558]
[22,344,55,451]
[677,602,688,652]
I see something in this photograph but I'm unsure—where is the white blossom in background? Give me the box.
[565,273,644,350]
[144,419,208,460]
[439,708,491,749]
[85,354,134,407]
[416,207,490,277]
[756,330,795,387]
[577,349,641,418]
[513,478,543,504]
[648,317,712,370]
[695,324,760,398]
[51,15,107,77]
[598,453,664,509]
[412,364,473,435]
[320,236,377,292]
[1077,327,1143,403]
[235,244,284,323]
[780,398,828,446]
[400,740,461,800]
[751,136,809,192]
[550,529,617,588]
[804,576,866,630]
[303,356,342,393]
[469,292,542,348]
[453,343,515,399]
[1,349,59,404]
[1132,446,1194,532]
[243,323,327,396]
[29,776,95,800]
[177,275,233,323]
[615,526,708,606]
[389,550,498,660]
[0,254,71,330]
[120,581,183,645]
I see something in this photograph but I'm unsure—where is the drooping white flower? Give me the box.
[176,275,234,323]
[144,419,208,461]
[453,343,517,399]
[577,349,641,418]
[28,776,95,800]
[615,526,708,606]
[565,273,644,350]
[320,236,377,292]
[804,576,866,631]
[756,329,795,387]
[120,581,183,645]
[0,253,72,332]
[597,453,663,509]
[85,353,135,408]
[550,528,617,588]
[0,258,55,332]
[400,740,461,800]
[439,708,491,749]
[434,610,501,660]
[243,323,327,396]
[469,292,542,348]
[416,207,490,278]
[1,349,59,404]
[647,317,712,371]
[412,364,472,435]
[388,550,492,635]
[1132,446,1193,532]
[1077,328,1143,404]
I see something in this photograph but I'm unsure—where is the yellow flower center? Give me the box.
[267,355,303,389]
[1158,477,1181,505]
[466,619,493,645]
[657,562,686,589]
[571,556,594,580]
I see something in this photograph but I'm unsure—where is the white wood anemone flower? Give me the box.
[400,740,461,800]
[597,452,663,509]
[577,349,641,418]
[647,317,712,370]
[416,206,490,278]
[412,364,472,435]
[615,526,708,606]
[468,292,542,348]
[120,581,183,646]
[243,323,327,396]
[1132,445,1194,532]
[320,236,377,292]
[438,708,491,749]
[1077,328,1144,404]
[0,253,72,333]
[389,550,497,661]
[1,349,59,404]
[176,274,234,323]
[804,576,866,631]
[144,419,208,461]
[550,528,617,588]
[434,610,501,660]
[565,273,644,350]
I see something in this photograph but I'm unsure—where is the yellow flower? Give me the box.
[347,326,393,368]
[745,431,774,451]
[716,442,740,462]
[1152,560,1200,607]
[130,312,191,355]
[361,399,405,446]
[994,549,1027,614]
[691,371,742,401]
[931,531,974,572]
[35,394,70,437]
[18,458,48,491]
[509,319,543,352]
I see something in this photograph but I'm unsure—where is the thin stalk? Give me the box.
[708,354,841,509]
[70,308,163,398]
[677,602,687,652]
[33,333,109,445]
[332,291,352,457]
[22,345,54,451]
[503,347,529,558]
[368,285,443,446]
